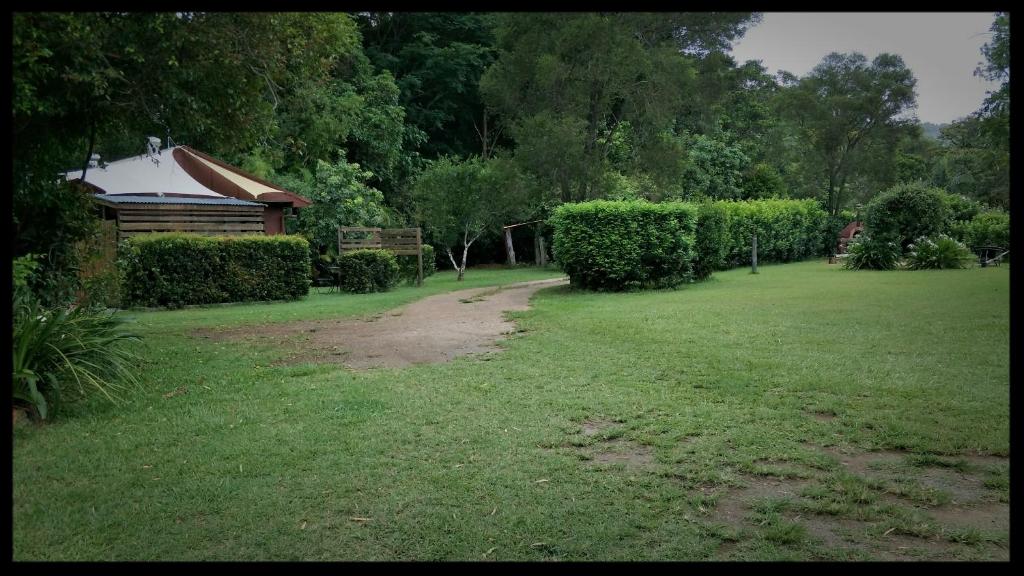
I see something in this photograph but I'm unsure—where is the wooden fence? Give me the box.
[338,226,423,285]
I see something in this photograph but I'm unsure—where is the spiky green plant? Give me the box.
[906,235,974,270]
[843,235,902,270]
[12,260,140,420]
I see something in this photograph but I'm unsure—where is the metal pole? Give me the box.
[751,233,758,274]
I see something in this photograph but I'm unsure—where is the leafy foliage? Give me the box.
[12,261,140,421]
[336,249,400,293]
[776,52,917,214]
[715,199,831,266]
[120,234,311,307]
[693,202,729,279]
[550,200,697,291]
[678,135,751,200]
[398,244,436,285]
[292,158,399,251]
[358,13,498,160]
[13,180,100,307]
[905,235,974,270]
[843,235,902,270]
[952,210,1010,250]
[412,155,525,279]
[864,183,949,251]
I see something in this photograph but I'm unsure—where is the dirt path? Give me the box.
[195,277,568,370]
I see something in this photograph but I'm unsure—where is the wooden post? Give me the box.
[751,233,758,274]
[504,227,516,266]
[337,227,342,258]
[416,227,423,287]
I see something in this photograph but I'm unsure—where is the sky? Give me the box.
[729,12,999,125]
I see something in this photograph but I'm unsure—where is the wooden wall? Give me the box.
[114,203,265,239]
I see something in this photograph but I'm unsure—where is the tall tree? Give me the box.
[412,156,525,280]
[776,52,917,215]
[357,13,498,160]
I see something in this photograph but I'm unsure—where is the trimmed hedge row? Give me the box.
[551,199,831,290]
[120,233,311,307]
[337,249,399,293]
[713,199,831,267]
[550,200,697,291]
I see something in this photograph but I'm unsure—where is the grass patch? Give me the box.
[13,262,1008,560]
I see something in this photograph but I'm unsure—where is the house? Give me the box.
[65,139,311,239]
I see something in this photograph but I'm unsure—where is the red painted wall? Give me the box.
[263,206,285,235]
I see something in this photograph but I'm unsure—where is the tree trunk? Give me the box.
[458,239,469,281]
[81,119,97,180]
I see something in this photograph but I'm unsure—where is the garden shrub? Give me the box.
[336,249,400,293]
[398,244,436,284]
[716,199,830,266]
[940,193,982,227]
[958,210,1010,250]
[864,183,949,251]
[905,235,974,270]
[12,256,140,420]
[693,201,728,279]
[120,233,311,307]
[842,235,901,270]
[550,200,697,291]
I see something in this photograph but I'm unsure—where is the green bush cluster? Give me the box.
[715,199,830,267]
[13,254,140,421]
[397,244,437,284]
[550,200,697,291]
[842,235,902,270]
[864,183,949,251]
[336,249,400,293]
[120,233,311,307]
[906,235,974,270]
[950,210,1010,251]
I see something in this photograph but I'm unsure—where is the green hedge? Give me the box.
[693,201,729,280]
[864,183,949,251]
[120,233,311,307]
[716,199,830,267]
[397,244,436,284]
[337,249,399,293]
[951,210,1010,250]
[550,200,697,291]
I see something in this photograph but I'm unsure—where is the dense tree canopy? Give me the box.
[12,11,1010,287]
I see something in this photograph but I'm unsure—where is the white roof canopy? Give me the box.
[65,147,224,197]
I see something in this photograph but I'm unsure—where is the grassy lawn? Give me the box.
[13,261,1009,560]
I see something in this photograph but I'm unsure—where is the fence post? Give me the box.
[416,227,424,287]
[751,233,758,274]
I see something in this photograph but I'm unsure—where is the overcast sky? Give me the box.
[729,12,999,125]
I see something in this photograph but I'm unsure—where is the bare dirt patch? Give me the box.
[707,475,813,529]
[580,418,617,437]
[193,278,567,370]
[820,445,907,475]
[584,439,655,469]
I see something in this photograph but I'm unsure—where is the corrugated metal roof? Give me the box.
[94,194,261,206]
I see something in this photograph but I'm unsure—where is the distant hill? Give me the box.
[920,122,948,141]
